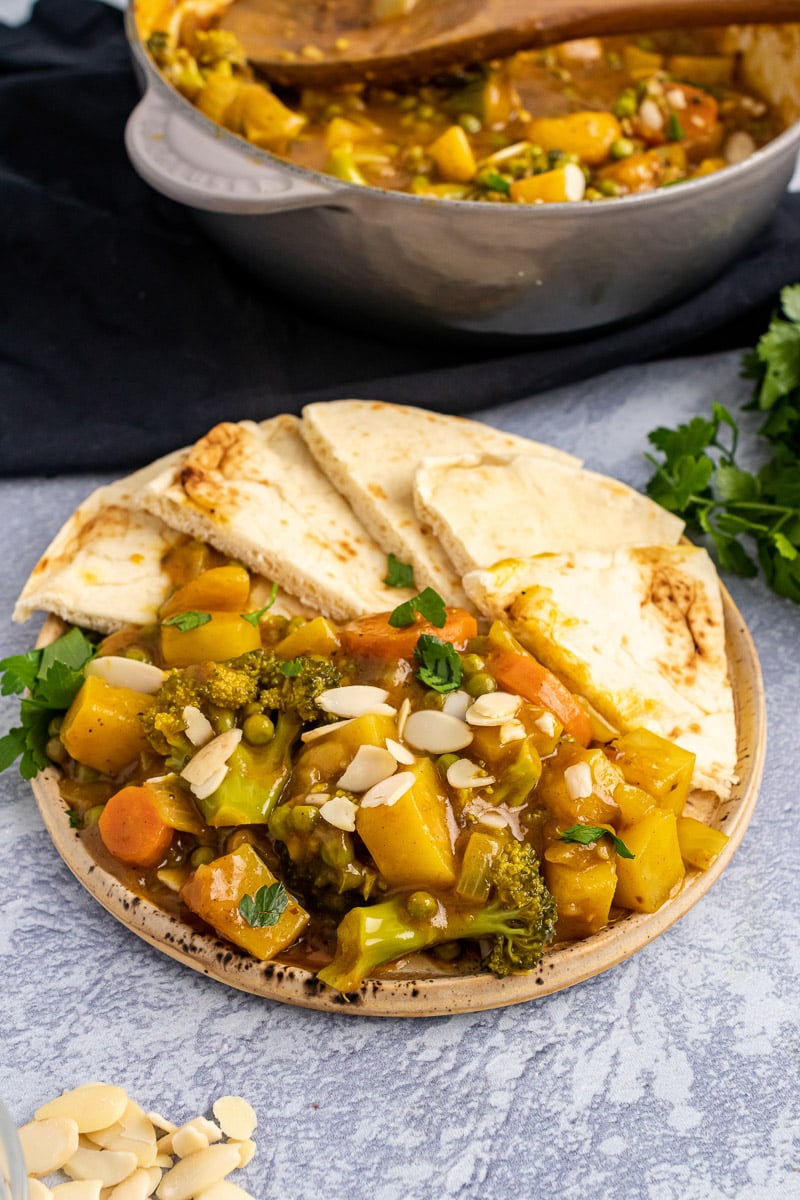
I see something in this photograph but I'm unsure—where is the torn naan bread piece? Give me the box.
[13,483,312,636]
[132,416,414,621]
[301,400,581,606]
[414,455,685,577]
[12,451,189,633]
[463,546,737,798]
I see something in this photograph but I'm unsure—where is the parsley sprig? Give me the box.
[239,882,289,928]
[414,634,463,694]
[560,824,634,859]
[389,587,447,629]
[0,628,96,780]
[645,285,800,602]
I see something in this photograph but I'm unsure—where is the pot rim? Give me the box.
[126,1,800,218]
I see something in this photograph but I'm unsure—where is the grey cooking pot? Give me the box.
[124,6,800,343]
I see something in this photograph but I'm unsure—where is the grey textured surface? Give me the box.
[1,351,798,1199]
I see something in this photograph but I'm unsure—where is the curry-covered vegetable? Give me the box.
[6,550,729,993]
[144,11,783,202]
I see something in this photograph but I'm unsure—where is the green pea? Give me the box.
[613,90,637,119]
[406,891,438,920]
[243,713,275,745]
[399,95,418,110]
[75,764,100,783]
[209,706,235,734]
[124,647,152,663]
[190,846,216,867]
[432,941,462,962]
[437,752,460,774]
[225,829,255,854]
[598,178,623,197]
[417,103,436,120]
[321,834,353,869]
[242,701,263,718]
[47,715,64,737]
[290,805,320,834]
[465,672,497,698]
[45,737,69,765]
[285,616,307,635]
[460,653,485,677]
[458,113,482,134]
[610,137,635,160]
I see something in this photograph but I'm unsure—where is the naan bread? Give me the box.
[13,452,187,633]
[132,416,413,621]
[463,546,737,798]
[13,450,313,633]
[415,455,685,577]
[301,400,581,606]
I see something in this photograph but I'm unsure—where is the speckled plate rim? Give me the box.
[31,587,765,1017]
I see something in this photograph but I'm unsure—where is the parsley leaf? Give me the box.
[559,824,634,859]
[0,627,96,780]
[279,659,303,677]
[384,553,415,589]
[414,635,463,694]
[241,582,279,626]
[389,587,447,629]
[644,285,800,602]
[239,882,289,927]
[667,111,684,141]
[162,611,212,632]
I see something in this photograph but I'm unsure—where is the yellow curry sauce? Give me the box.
[145,16,783,201]
[52,548,728,990]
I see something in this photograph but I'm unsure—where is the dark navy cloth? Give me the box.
[2,0,800,475]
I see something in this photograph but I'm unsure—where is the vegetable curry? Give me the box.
[18,543,729,994]
[144,8,784,202]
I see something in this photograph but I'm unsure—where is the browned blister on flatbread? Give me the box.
[132,416,414,621]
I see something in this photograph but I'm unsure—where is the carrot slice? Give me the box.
[489,649,593,747]
[98,784,174,868]
[340,608,478,660]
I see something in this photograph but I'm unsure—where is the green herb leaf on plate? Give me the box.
[162,611,212,633]
[239,882,289,928]
[383,553,415,589]
[241,582,280,626]
[389,587,447,629]
[414,635,463,694]
[559,824,635,859]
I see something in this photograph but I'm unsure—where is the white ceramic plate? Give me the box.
[31,589,764,1017]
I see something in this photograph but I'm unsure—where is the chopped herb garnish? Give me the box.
[68,809,82,829]
[0,627,96,780]
[162,611,212,632]
[667,111,684,141]
[645,285,800,602]
[388,587,447,630]
[414,635,463,694]
[560,824,635,859]
[241,582,279,626]
[384,553,415,589]
[279,659,303,677]
[481,170,511,195]
[239,882,289,927]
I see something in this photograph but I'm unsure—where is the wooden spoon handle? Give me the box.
[225,0,800,86]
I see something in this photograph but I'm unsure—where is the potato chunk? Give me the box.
[356,758,457,889]
[614,808,685,913]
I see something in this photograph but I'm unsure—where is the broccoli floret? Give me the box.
[316,841,557,995]
[257,655,341,723]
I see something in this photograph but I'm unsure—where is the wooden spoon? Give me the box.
[222,0,800,87]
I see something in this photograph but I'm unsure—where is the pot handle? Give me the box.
[125,86,336,214]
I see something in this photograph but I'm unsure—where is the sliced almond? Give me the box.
[465,692,520,727]
[385,737,415,765]
[231,1140,255,1169]
[317,685,395,718]
[180,729,242,787]
[20,1116,80,1175]
[86,1101,157,1167]
[396,697,411,740]
[171,1123,209,1157]
[36,1086,129,1136]
[85,656,167,695]
[182,705,214,747]
[403,710,473,755]
[106,1167,161,1200]
[27,1181,54,1200]
[442,690,470,720]
[446,758,495,790]
[564,761,593,800]
[319,796,358,831]
[155,1143,241,1200]
[300,718,354,743]
[194,1181,255,1200]
[146,1114,176,1135]
[64,1146,138,1187]
[534,712,557,737]
[50,1182,103,1199]
[360,771,415,809]
[337,745,397,792]
[190,763,230,801]
[498,719,526,745]
[211,1098,257,1143]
